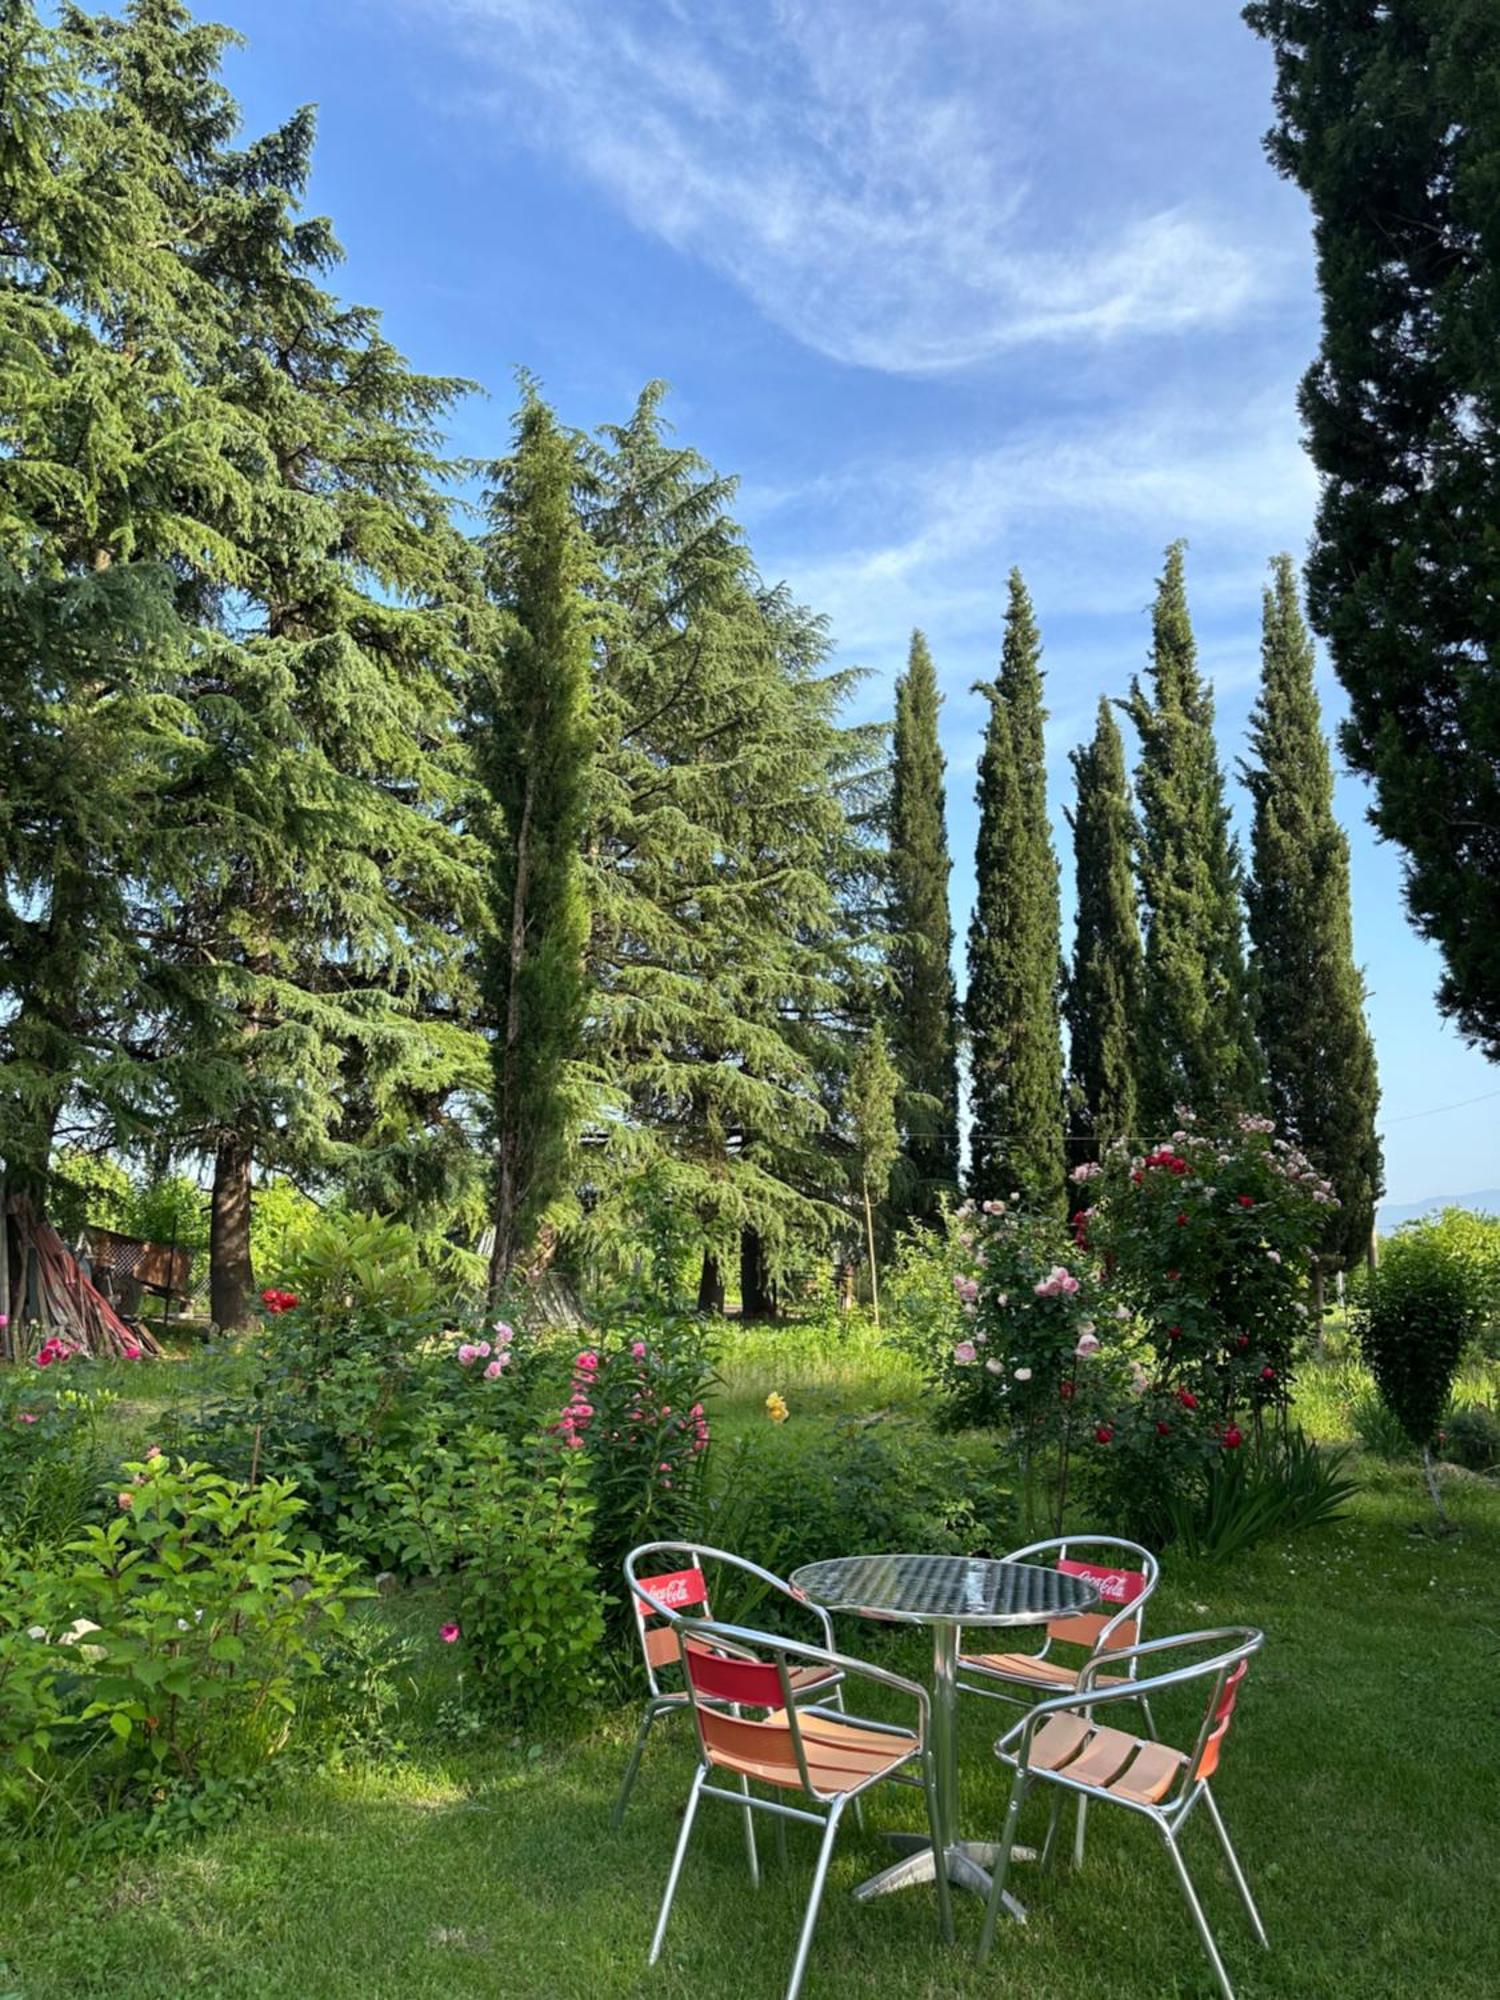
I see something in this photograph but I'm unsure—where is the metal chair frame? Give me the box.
[976,1627,1268,2000]
[649,1615,954,2000]
[614,1541,846,1829]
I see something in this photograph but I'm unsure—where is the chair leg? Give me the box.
[784,1799,845,2000]
[612,1704,659,1830]
[1073,1793,1089,1868]
[919,1756,955,1945]
[1162,1825,1237,2000]
[648,1765,707,1965]
[975,1769,1028,1966]
[739,1773,761,1888]
[1039,1791,1065,1872]
[1202,1786,1268,1947]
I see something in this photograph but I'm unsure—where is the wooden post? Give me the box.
[862,1176,881,1330]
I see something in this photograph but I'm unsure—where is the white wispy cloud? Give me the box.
[406,0,1276,373]
[757,388,1318,660]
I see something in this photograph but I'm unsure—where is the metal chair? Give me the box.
[614,1541,845,1829]
[648,1617,954,2000]
[976,1627,1268,2000]
[957,1534,1161,1711]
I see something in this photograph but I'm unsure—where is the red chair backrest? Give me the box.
[1192,1658,1249,1782]
[1048,1556,1148,1652]
[683,1636,784,1709]
[636,1565,711,1670]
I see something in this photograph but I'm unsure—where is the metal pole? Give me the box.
[930,1622,959,1853]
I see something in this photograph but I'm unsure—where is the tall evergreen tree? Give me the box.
[967,572,1065,1208]
[70,4,484,1324]
[1065,699,1143,1152]
[847,1022,899,1324]
[477,392,595,1290]
[1124,544,1261,1127]
[1246,0,1500,1058]
[1244,555,1382,1270]
[887,631,959,1216]
[576,387,870,1303]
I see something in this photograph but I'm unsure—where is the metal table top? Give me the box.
[791,1552,1099,1629]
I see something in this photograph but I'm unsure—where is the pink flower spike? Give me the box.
[630,1340,647,1360]
[440,1622,461,1644]
[575,1350,599,1372]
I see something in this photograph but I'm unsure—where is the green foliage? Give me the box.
[0,1382,115,1556]
[848,1023,901,1208]
[1246,0,1500,1058]
[1356,1231,1477,1449]
[1124,543,1261,1124]
[477,390,597,1282]
[1439,1404,1500,1475]
[967,571,1065,1209]
[46,1152,131,1243]
[555,1318,718,1611]
[49,1456,361,1790]
[369,1432,603,1717]
[1243,556,1382,1269]
[1086,1114,1331,1431]
[1065,699,1142,1152]
[1390,1208,1500,1357]
[0,1548,66,1825]
[247,1179,323,1286]
[1160,1429,1357,1562]
[705,1417,1013,1579]
[1351,1389,1413,1463]
[283,1212,443,1331]
[887,630,960,1214]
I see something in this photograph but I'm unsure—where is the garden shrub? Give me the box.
[1355,1231,1476,1450]
[1438,1404,1499,1474]
[0,1382,116,1555]
[55,1456,361,1788]
[367,1430,604,1715]
[1387,1209,1500,1357]
[704,1414,1014,1584]
[0,1549,67,1827]
[1160,1429,1357,1562]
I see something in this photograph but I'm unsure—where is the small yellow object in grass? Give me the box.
[764,1391,789,1423]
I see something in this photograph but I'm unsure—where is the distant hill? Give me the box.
[1377,1189,1500,1232]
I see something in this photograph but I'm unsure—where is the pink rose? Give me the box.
[17,1411,37,1424]
[483,1358,506,1380]
[476,1340,491,1358]
[492,1321,515,1345]
[952,1341,978,1366]
[1074,1331,1101,1359]
[630,1340,647,1360]
[457,1344,477,1365]
[440,1622,460,1644]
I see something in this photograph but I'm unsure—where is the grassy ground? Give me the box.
[2,1338,1498,1999]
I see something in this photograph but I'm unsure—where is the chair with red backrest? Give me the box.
[975,1627,1267,2000]
[647,1616,953,2000]
[957,1534,1160,1714]
[614,1541,847,1831]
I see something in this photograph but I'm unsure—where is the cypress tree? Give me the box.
[847,1022,900,1324]
[966,571,1065,1208]
[1124,543,1261,1127]
[1244,555,1382,1271]
[887,631,959,1217]
[1065,699,1143,1152]
[1246,0,1500,1058]
[477,391,595,1290]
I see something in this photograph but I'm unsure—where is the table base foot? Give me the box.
[852,1840,1028,1920]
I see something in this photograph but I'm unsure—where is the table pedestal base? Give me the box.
[852,1834,1033,1920]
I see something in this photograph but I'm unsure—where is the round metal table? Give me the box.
[790,1552,1099,1917]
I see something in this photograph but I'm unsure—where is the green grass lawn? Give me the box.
[2,1341,1498,1999]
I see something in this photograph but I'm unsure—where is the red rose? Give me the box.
[1156,1421,1172,1436]
[1176,1388,1198,1410]
[1222,1425,1244,1450]
[1261,1366,1276,1381]
[1166,1269,1180,1282]
[1094,1425,1114,1444]
[1176,1211,1188,1225]
[1167,1324,1181,1341]
[1236,1334,1250,1350]
[1236,1194,1254,1209]
[1131,1171,1144,1187]
[1060,1380,1075,1401]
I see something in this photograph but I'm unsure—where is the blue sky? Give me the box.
[222,0,1497,1207]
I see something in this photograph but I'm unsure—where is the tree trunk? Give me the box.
[210,1132,255,1330]
[696,1250,725,1315]
[862,1177,881,1329]
[739,1228,777,1320]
